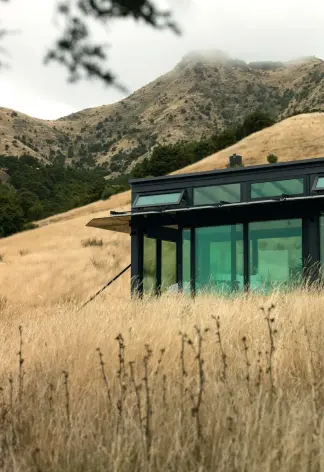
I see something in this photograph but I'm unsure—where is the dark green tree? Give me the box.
[0,154,115,237]
[0,184,24,237]
[17,189,40,216]
[101,185,116,200]
[27,201,44,221]
[240,111,276,137]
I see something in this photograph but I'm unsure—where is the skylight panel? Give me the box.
[134,191,184,207]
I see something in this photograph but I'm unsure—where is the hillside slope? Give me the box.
[35,111,324,226]
[1,112,324,308]
[174,112,324,174]
[1,51,324,175]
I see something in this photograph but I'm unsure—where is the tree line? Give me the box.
[0,155,127,238]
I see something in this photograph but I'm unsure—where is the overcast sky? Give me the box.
[0,0,323,120]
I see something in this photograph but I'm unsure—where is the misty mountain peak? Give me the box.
[178,49,231,67]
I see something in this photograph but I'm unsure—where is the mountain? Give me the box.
[1,51,324,176]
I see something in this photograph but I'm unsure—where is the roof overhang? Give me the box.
[86,215,131,234]
[86,193,324,234]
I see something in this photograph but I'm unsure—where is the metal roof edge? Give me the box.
[101,193,324,220]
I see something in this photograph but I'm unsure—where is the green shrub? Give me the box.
[101,185,116,200]
[267,153,278,164]
[23,222,38,231]
[81,238,103,248]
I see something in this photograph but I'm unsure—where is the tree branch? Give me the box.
[44,0,180,88]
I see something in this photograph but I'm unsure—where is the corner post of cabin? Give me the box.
[130,227,143,298]
[177,228,183,292]
[303,216,320,285]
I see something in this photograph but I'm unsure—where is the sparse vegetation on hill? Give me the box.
[133,111,275,178]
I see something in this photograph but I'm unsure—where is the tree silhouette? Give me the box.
[0,0,180,89]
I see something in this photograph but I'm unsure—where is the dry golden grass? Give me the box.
[2,114,324,469]
[0,285,324,470]
[174,112,324,174]
[1,216,324,469]
[0,210,130,309]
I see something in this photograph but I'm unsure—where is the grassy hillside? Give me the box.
[1,114,324,469]
[174,112,324,174]
[1,52,324,176]
[0,111,323,307]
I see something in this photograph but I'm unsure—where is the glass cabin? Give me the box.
[87,156,324,296]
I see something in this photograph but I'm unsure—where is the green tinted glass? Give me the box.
[194,184,240,205]
[251,178,303,199]
[249,219,302,293]
[161,241,177,292]
[143,236,156,294]
[315,177,324,189]
[135,192,183,207]
[195,225,244,294]
[182,229,191,293]
[320,216,324,279]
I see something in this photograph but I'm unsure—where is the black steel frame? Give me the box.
[129,157,324,297]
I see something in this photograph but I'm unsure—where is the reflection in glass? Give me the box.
[195,225,244,294]
[251,178,303,199]
[135,192,183,207]
[315,177,324,190]
[143,236,156,294]
[182,229,191,294]
[194,184,240,206]
[320,216,324,279]
[161,240,177,292]
[249,219,302,293]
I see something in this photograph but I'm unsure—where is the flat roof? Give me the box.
[129,156,324,186]
[86,193,324,233]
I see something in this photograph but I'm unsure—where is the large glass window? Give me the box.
[182,229,191,293]
[249,219,302,292]
[193,184,240,206]
[251,178,303,199]
[320,216,324,278]
[195,225,244,294]
[134,192,183,207]
[143,236,156,294]
[161,241,177,292]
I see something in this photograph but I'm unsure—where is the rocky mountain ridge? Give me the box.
[1,51,324,176]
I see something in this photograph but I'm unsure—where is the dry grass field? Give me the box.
[2,118,324,470]
[0,284,324,470]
